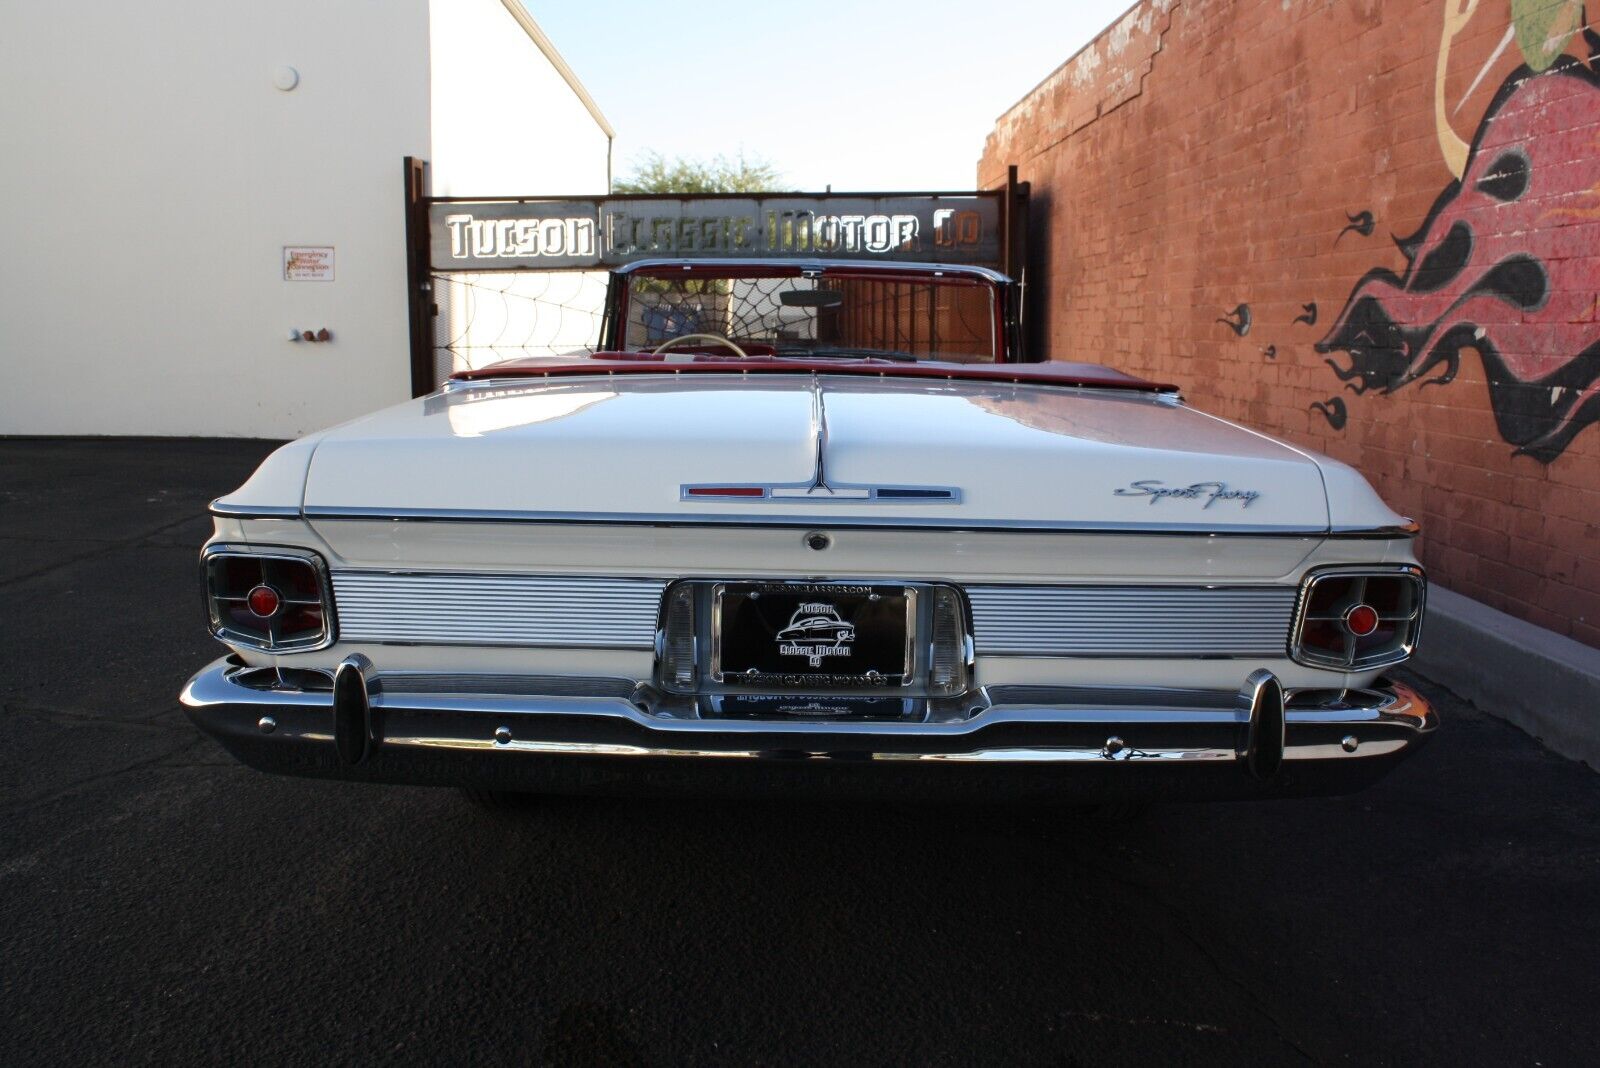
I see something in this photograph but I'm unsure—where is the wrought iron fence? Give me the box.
[404,165,1028,392]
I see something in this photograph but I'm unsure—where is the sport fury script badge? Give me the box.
[1114,480,1262,508]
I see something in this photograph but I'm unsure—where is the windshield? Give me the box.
[622,272,999,363]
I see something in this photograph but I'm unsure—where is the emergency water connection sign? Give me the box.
[428,194,1004,271]
[283,246,335,281]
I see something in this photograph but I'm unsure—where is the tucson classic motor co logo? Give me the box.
[440,206,989,262]
[1113,480,1262,508]
[775,602,856,667]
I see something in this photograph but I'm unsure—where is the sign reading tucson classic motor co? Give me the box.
[428,194,1003,271]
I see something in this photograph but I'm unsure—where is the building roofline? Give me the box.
[993,0,1143,124]
[498,0,615,140]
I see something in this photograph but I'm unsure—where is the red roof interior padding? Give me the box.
[449,354,1177,393]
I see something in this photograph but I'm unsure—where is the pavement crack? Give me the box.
[1162,914,1320,1064]
[1061,1009,1226,1035]
[0,513,201,588]
[1,702,194,733]
[1040,845,1320,1063]
[4,735,209,816]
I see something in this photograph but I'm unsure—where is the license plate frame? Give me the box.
[711,581,917,689]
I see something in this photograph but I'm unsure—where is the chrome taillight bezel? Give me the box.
[202,544,337,652]
[1289,565,1425,671]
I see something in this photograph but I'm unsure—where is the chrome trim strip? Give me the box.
[301,505,1396,537]
[677,484,963,504]
[475,740,1251,763]
[209,501,301,519]
[810,373,828,492]
[1329,520,1421,538]
[966,584,1297,657]
[332,571,666,649]
[219,503,1411,537]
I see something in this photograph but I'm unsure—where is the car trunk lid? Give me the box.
[299,372,1330,533]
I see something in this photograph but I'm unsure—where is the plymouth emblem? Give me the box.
[776,602,855,667]
[1114,480,1261,508]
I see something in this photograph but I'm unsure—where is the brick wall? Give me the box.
[981,0,1600,647]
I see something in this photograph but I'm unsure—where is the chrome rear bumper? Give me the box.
[180,656,1436,801]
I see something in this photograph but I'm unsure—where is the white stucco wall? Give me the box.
[0,1,433,439]
[0,0,612,438]
[428,0,613,375]
[429,0,611,196]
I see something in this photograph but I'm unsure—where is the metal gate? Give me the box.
[403,158,1030,395]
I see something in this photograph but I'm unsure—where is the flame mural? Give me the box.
[1316,3,1600,462]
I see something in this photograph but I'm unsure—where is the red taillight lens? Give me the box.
[1344,603,1380,637]
[1292,569,1424,669]
[246,584,281,617]
[204,548,332,651]
[685,486,765,498]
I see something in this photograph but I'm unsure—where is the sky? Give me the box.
[524,0,1137,191]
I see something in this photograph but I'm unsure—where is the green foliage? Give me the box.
[1511,0,1585,71]
[613,150,783,194]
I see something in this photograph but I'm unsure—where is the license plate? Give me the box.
[714,582,914,688]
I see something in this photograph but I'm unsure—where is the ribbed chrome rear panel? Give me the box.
[331,573,1297,658]
[332,572,666,648]
[966,585,1296,657]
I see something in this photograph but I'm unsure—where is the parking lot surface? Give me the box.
[3,438,1599,1066]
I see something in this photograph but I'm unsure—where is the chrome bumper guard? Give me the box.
[180,657,1437,801]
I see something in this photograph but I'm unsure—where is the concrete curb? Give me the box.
[1413,586,1600,772]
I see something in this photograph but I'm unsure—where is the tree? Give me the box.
[613,150,783,194]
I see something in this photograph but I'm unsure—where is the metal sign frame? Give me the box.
[403,159,1031,392]
[428,191,1008,272]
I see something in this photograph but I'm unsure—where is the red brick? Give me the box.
[981,0,1600,649]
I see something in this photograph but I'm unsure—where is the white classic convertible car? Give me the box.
[182,258,1434,805]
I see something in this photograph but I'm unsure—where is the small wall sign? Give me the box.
[283,246,334,281]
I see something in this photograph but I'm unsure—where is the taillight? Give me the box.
[203,546,334,651]
[657,582,698,692]
[928,585,972,697]
[1291,567,1424,670]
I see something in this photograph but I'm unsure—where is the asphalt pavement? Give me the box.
[3,437,1599,1066]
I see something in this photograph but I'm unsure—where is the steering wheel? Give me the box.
[651,332,749,358]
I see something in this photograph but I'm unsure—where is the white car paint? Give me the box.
[209,367,1420,697]
[217,373,1402,534]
